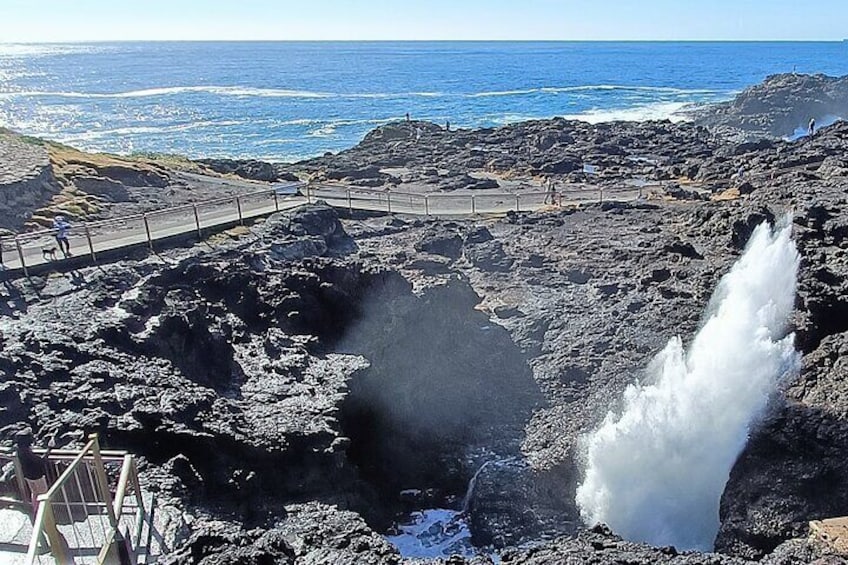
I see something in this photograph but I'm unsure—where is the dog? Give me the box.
[42,246,58,261]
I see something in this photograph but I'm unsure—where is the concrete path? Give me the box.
[0,182,634,275]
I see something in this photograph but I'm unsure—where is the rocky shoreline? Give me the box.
[1,75,848,564]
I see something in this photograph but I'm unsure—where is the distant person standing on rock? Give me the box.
[405,112,410,122]
[809,118,816,137]
[544,177,557,205]
[53,215,71,257]
[445,120,451,131]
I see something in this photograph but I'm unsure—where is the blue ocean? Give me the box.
[1,42,847,162]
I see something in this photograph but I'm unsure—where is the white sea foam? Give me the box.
[470,88,542,98]
[562,102,695,124]
[0,83,725,101]
[470,85,724,98]
[385,509,476,559]
[56,119,246,142]
[575,218,801,551]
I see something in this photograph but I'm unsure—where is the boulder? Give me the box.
[415,229,464,259]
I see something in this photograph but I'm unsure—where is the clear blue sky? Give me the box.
[2,0,846,42]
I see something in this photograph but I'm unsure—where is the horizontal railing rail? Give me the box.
[20,434,151,565]
[0,179,655,277]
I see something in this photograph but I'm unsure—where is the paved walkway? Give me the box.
[0,182,634,275]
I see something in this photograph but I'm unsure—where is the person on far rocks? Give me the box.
[445,120,451,131]
[544,177,558,205]
[809,117,816,137]
[405,112,410,122]
[52,215,71,257]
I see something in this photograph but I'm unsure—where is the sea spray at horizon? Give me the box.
[575,218,801,551]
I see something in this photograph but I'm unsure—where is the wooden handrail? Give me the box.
[0,445,132,458]
[42,436,97,500]
[21,434,141,564]
[24,495,50,564]
[112,454,133,519]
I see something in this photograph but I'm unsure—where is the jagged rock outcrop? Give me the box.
[196,158,298,183]
[0,131,60,229]
[695,73,848,141]
[5,92,848,563]
[282,118,721,193]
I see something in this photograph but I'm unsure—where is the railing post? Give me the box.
[425,195,430,216]
[11,454,27,507]
[471,195,476,215]
[41,498,71,565]
[236,196,244,225]
[599,188,604,203]
[193,204,202,237]
[14,236,28,278]
[515,194,520,212]
[90,434,119,530]
[143,214,153,252]
[386,191,392,214]
[347,189,352,214]
[85,225,96,262]
[112,454,133,519]
[273,189,280,212]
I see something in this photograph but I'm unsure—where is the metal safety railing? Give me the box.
[0,179,647,277]
[0,182,306,277]
[303,182,624,216]
[0,434,154,565]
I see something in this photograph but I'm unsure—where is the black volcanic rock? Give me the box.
[283,118,722,191]
[696,73,848,140]
[196,158,286,182]
[8,79,848,563]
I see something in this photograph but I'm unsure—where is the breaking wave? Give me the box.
[470,85,723,97]
[561,102,697,124]
[0,84,726,101]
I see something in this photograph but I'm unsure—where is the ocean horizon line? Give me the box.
[2,39,847,45]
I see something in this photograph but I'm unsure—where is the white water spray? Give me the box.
[575,218,801,551]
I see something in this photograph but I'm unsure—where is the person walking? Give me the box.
[809,117,816,137]
[52,215,71,257]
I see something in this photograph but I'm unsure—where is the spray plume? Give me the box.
[575,218,800,550]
